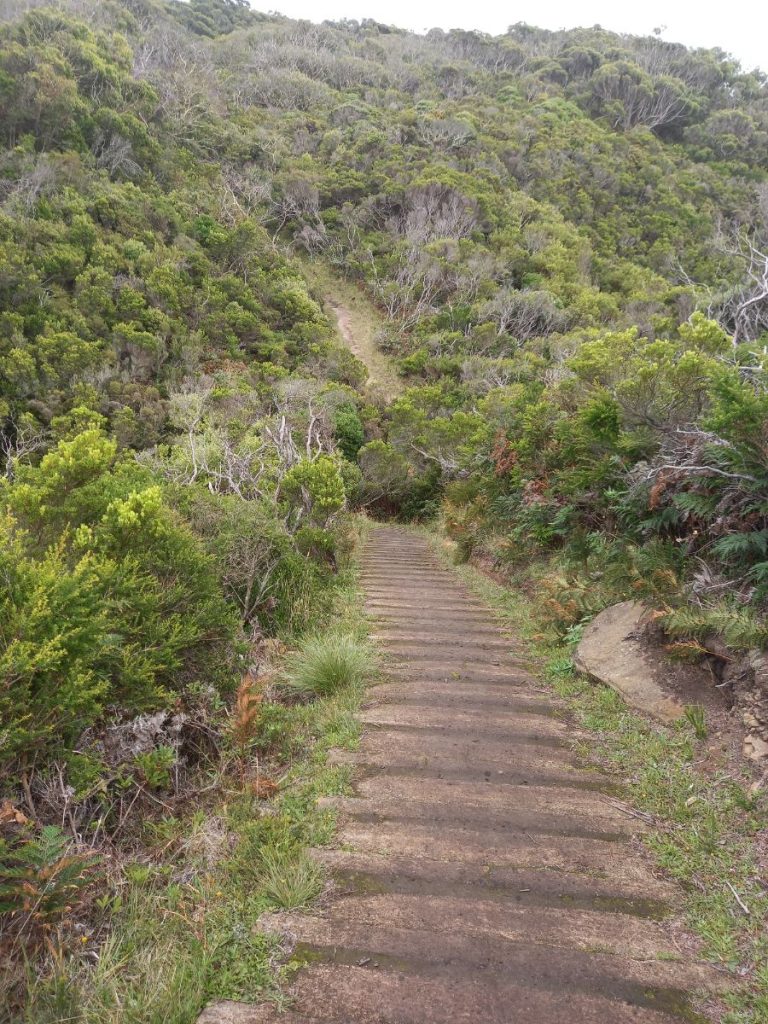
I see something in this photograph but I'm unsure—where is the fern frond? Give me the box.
[664,603,768,651]
[672,492,719,518]
[711,530,768,562]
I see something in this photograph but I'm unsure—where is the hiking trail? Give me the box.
[326,297,400,402]
[199,526,726,1024]
[301,261,401,401]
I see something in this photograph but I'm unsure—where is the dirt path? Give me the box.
[327,296,401,402]
[299,260,401,401]
[201,526,725,1024]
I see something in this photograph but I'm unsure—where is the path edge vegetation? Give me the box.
[10,519,377,1024]
[419,524,768,1024]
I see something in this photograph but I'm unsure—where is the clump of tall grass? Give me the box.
[16,884,209,1024]
[286,632,373,698]
[258,847,323,909]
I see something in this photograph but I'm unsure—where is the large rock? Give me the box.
[743,733,768,762]
[574,601,686,724]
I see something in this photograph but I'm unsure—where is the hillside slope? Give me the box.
[1,2,768,1021]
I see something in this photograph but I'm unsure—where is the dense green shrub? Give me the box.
[334,405,365,461]
[0,431,239,773]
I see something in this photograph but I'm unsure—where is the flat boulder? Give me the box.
[574,601,687,724]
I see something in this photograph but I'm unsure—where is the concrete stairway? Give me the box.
[199,526,724,1024]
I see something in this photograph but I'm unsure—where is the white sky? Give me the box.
[262,2,768,73]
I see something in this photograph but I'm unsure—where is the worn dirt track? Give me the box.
[326,298,401,401]
[200,526,724,1024]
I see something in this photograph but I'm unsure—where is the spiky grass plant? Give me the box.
[286,632,373,698]
[683,704,708,740]
[258,847,323,909]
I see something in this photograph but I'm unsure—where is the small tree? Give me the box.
[280,455,346,529]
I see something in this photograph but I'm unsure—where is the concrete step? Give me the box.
[380,661,536,683]
[354,722,590,770]
[366,607,499,624]
[371,628,520,648]
[198,1006,319,1024]
[368,681,557,712]
[283,963,700,1023]
[328,749,620,795]
[346,773,637,829]
[377,644,528,668]
[338,817,664,885]
[259,912,722,997]
[312,847,679,909]
[364,596,490,610]
[326,794,635,842]
[275,889,677,960]
[382,663,535,684]
[362,571,472,581]
[358,704,581,739]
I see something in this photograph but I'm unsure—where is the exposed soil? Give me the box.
[199,526,732,1024]
[577,600,768,773]
[326,296,402,402]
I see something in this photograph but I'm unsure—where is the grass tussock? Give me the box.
[286,631,374,698]
[257,847,324,909]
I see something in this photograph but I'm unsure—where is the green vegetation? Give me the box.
[286,630,375,698]
[256,847,324,910]
[1,428,238,768]
[8,567,373,1023]
[0,1,376,1014]
[426,532,768,1024]
[2,0,768,1018]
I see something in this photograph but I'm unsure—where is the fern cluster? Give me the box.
[664,603,768,651]
[0,826,97,943]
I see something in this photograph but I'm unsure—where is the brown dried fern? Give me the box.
[230,672,263,763]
